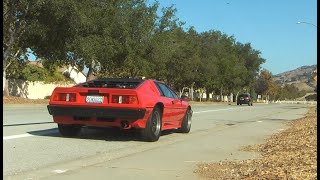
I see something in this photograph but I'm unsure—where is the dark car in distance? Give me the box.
[237,93,253,106]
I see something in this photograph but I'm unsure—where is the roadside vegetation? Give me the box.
[8,62,72,83]
[255,69,308,101]
[4,0,309,100]
[195,106,317,179]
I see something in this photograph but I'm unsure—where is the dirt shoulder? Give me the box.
[3,96,49,104]
[195,106,317,179]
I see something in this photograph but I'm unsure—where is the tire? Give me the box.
[141,106,162,142]
[177,108,192,133]
[58,124,81,137]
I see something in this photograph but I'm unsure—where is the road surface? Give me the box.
[4,103,310,179]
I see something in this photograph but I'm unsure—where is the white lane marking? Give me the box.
[3,133,33,140]
[52,169,68,174]
[193,107,246,114]
[3,107,245,140]
[256,121,263,123]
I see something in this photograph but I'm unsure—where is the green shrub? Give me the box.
[19,64,74,83]
[22,64,49,81]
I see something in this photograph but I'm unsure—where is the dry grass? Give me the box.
[195,107,317,180]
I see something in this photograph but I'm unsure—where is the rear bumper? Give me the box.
[47,105,146,120]
[237,100,251,104]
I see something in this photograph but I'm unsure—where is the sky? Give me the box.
[147,0,317,75]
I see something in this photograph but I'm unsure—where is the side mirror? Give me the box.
[180,95,188,101]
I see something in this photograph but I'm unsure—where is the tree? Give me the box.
[3,0,81,94]
[3,0,34,94]
[106,0,159,78]
[61,0,159,80]
[255,69,278,100]
[146,5,184,81]
[164,27,201,94]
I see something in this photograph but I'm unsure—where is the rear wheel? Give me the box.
[58,124,81,137]
[177,108,192,133]
[141,106,162,142]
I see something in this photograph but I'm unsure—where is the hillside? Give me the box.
[273,65,317,93]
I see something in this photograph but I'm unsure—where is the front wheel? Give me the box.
[58,124,81,137]
[177,108,192,133]
[141,106,162,142]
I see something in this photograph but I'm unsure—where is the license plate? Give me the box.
[86,96,104,103]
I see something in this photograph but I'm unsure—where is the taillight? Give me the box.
[53,93,76,102]
[53,93,66,101]
[112,95,138,104]
[128,96,138,104]
[112,95,120,103]
[68,93,76,102]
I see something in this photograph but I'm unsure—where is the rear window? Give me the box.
[77,78,144,89]
[239,94,250,98]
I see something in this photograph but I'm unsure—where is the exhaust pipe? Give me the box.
[120,121,130,129]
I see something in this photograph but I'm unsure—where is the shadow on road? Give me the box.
[261,118,289,121]
[282,107,304,110]
[3,122,54,127]
[27,128,61,137]
[27,127,175,142]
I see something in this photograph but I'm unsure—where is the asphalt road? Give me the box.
[3,103,310,179]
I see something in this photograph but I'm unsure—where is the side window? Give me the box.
[154,82,165,96]
[160,84,174,98]
[156,82,175,98]
[167,87,179,99]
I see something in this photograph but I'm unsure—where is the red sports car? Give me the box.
[47,78,193,142]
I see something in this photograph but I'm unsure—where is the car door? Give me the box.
[154,82,178,127]
[166,86,185,122]
[157,83,184,127]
